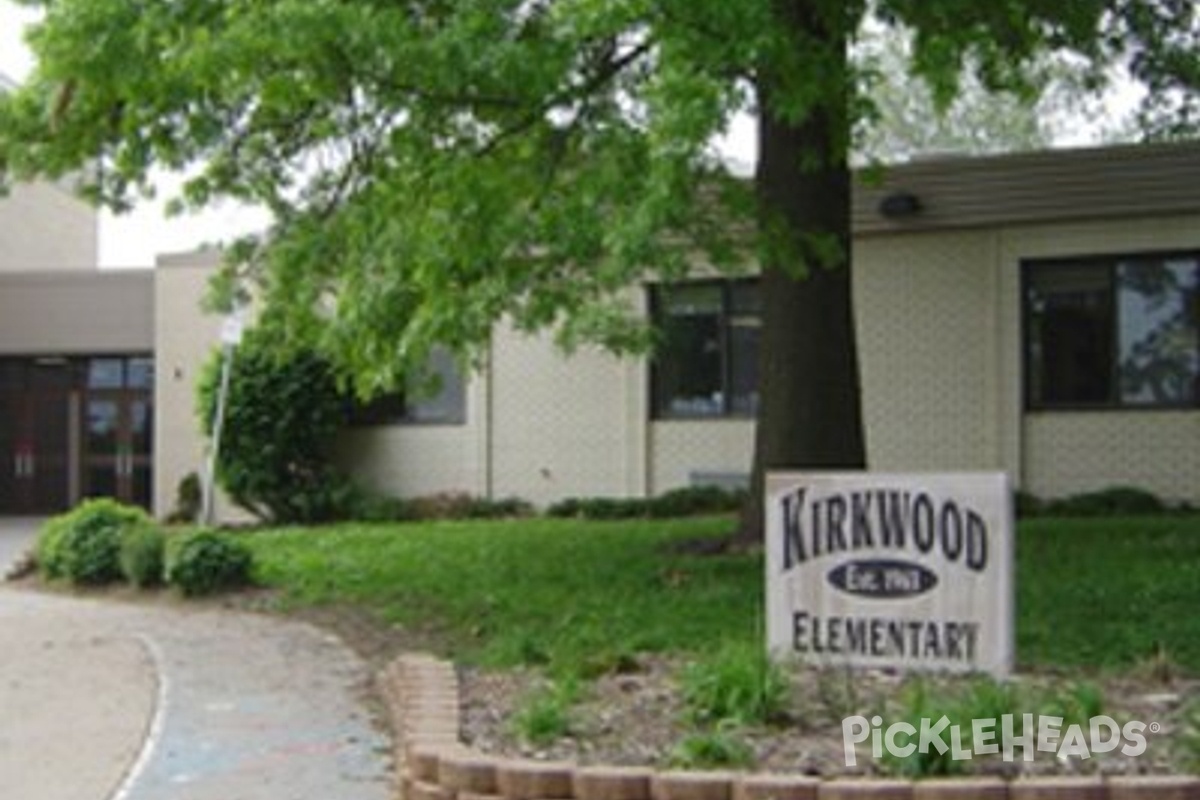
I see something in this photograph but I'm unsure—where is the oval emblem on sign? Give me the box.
[827,559,938,599]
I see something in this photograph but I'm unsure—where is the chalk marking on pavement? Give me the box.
[108,633,169,800]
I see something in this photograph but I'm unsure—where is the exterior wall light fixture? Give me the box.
[879,190,922,219]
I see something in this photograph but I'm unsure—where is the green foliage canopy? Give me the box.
[2,1,1195,394]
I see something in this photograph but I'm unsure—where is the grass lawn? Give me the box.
[244,514,1200,675]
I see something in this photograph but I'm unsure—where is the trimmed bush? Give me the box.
[119,523,166,588]
[1045,485,1167,517]
[37,499,152,585]
[197,328,355,524]
[546,486,745,521]
[648,485,746,518]
[166,530,254,596]
[407,492,534,521]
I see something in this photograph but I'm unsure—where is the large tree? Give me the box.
[1,0,1196,538]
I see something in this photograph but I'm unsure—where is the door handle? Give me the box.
[25,453,35,478]
[13,453,21,478]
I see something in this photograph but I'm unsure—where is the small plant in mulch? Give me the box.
[510,676,581,748]
[668,723,756,769]
[680,641,791,727]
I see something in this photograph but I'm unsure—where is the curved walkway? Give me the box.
[0,522,392,800]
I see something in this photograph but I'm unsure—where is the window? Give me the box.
[346,348,466,425]
[1025,252,1200,409]
[86,356,155,390]
[651,280,760,418]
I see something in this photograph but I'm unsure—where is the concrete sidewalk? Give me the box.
[0,520,393,800]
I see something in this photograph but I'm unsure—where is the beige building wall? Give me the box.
[153,249,250,521]
[147,144,1200,512]
[646,211,1200,505]
[0,271,153,354]
[1001,214,1200,505]
[0,181,98,271]
[488,323,646,507]
[853,230,1007,473]
[648,420,754,494]
[334,379,489,499]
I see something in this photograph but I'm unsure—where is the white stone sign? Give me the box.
[766,472,1013,676]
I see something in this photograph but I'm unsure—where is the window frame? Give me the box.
[1022,249,1200,412]
[649,278,761,420]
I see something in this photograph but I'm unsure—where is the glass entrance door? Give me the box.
[81,358,153,510]
[0,359,73,513]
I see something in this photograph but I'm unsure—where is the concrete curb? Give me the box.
[379,654,1200,800]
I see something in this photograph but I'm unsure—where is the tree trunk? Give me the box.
[736,2,866,543]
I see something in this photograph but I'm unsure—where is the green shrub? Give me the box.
[509,677,579,746]
[344,488,416,522]
[197,328,356,524]
[406,492,535,521]
[165,472,202,524]
[166,530,254,596]
[37,499,151,585]
[668,725,755,769]
[547,486,745,521]
[119,523,166,588]
[680,642,790,726]
[1044,486,1166,517]
[1014,490,1044,518]
[648,486,747,518]
[544,498,583,518]
[465,496,535,520]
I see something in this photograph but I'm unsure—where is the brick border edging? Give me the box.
[379,654,1199,800]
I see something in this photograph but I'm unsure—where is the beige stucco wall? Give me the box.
[648,420,755,494]
[0,181,98,271]
[647,230,1009,495]
[487,323,647,507]
[147,207,1200,512]
[152,249,250,521]
[1024,412,1200,503]
[1001,213,1200,504]
[853,230,1009,473]
[646,212,1200,505]
[0,271,153,354]
[334,380,489,499]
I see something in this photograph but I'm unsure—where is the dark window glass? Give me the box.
[346,348,466,426]
[655,285,724,416]
[405,348,466,424]
[127,357,155,390]
[85,399,120,456]
[1025,253,1200,409]
[652,280,760,418]
[0,360,24,389]
[1026,263,1114,405]
[1117,257,1199,406]
[87,358,124,389]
